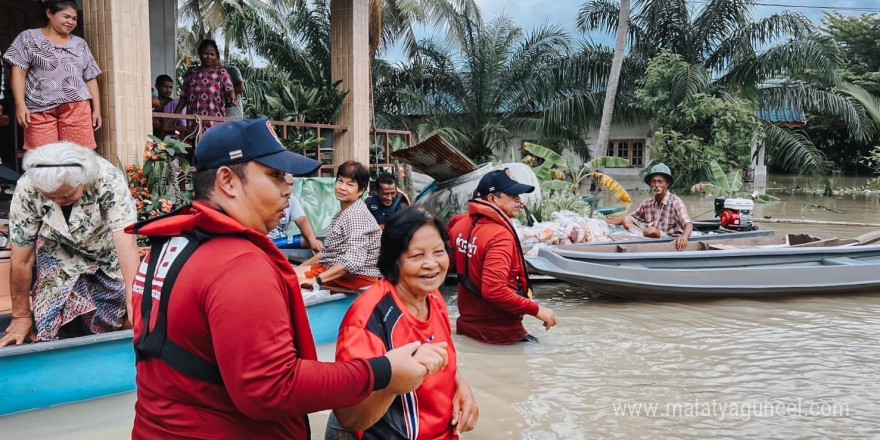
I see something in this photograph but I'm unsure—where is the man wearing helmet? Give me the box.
[608,163,693,251]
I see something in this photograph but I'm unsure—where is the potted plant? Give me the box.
[126,136,194,250]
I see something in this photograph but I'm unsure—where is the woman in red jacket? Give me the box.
[328,207,479,439]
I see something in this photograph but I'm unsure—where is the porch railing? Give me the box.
[150,113,412,176]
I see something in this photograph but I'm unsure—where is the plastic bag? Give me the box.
[288,178,342,236]
[514,212,613,246]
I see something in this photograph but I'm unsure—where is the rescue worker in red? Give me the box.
[129,118,445,439]
[448,169,558,345]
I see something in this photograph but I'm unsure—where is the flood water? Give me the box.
[4,177,880,439]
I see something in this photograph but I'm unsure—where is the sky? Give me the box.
[383,0,879,60]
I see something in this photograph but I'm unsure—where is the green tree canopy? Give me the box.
[578,0,873,175]
[823,12,880,94]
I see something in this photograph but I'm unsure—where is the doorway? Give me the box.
[0,0,85,171]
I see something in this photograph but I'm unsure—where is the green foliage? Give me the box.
[823,12,880,95]
[692,160,780,203]
[526,191,596,223]
[244,76,348,125]
[646,128,714,191]
[637,51,763,177]
[523,142,628,194]
[141,136,193,209]
[280,131,326,155]
[523,142,567,182]
[390,14,573,161]
[577,0,865,174]
[370,136,410,165]
[178,1,348,125]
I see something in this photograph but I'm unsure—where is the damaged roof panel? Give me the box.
[391,134,478,182]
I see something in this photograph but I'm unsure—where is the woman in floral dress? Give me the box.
[174,39,234,134]
[0,142,140,347]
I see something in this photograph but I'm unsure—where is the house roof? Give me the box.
[756,107,806,127]
[391,134,478,182]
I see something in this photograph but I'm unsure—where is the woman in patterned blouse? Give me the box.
[298,161,381,290]
[174,39,234,134]
[0,142,140,347]
[3,0,102,150]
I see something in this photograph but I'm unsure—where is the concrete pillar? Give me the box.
[331,0,371,167]
[82,0,152,166]
[749,137,767,193]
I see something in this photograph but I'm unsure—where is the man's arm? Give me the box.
[675,222,694,251]
[206,252,429,419]
[206,252,375,418]
[479,237,540,316]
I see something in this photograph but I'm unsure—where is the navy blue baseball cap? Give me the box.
[195,118,322,176]
[476,168,535,197]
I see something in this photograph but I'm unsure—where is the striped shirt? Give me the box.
[630,192,692,237]
[3,29,101,113]
[320,199,381,277]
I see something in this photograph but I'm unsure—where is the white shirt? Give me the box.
[268,195,306,239]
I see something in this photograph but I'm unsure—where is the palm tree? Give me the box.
[394,14,572,161]
[177,0,298,61]
[593,0,630,161]
[576,0,873,174]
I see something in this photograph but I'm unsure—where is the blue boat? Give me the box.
[0,292,356,416]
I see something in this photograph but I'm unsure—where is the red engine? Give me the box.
[720,209,743,229]
[714,198,755,231]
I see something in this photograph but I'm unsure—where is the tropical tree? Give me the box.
[177,0,297,61]
[593,0,630,160]
[577,0,874,175]
[823,12,880,95]
[522,142,631,201]
[394,13,572,161]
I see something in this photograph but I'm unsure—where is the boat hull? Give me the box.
[528,246,880,300]
[0,293,356,416]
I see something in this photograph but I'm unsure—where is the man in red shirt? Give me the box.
[129,118,439,439]
[448,169,558,345]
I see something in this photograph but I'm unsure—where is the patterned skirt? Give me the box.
[32,238,126,341]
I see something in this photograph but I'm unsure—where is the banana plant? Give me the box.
[523,142,631,204]
[691,160,779,203]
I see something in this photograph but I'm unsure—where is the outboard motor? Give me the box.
[714,197,755,231]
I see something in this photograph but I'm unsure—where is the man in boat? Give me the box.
[608,163,693,251]
[128,118,445,439]
[367,172,410,227]
[448,169,558,345]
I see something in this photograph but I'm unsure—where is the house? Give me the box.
[507,122,654,191]
[0,0,379,171]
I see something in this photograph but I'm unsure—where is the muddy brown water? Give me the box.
[4,182,880,439]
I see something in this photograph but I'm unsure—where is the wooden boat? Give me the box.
[0,291,356,416]
[526,241,880,300]
[549,231,832,259]
[524,229,775,257]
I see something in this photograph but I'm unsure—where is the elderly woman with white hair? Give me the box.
[0,142,139,347]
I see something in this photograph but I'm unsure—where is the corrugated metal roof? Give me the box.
[391,135,478,182]
[756,107,807,125]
